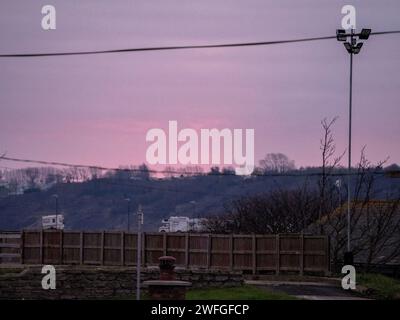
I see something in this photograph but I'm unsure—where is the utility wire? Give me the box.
[0,156,393,198]
[0,31,399,58]
[0,156,390,177]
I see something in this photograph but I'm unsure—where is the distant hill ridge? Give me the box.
[0,168,399,232]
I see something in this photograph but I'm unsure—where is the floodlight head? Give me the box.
[359,28,371,40]
[344,42,353,54]
[336,29,347,41]
[353,42,363,54]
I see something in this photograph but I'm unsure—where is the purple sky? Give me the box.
[1,0,399,171]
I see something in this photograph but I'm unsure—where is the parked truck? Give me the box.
[159,216,205,232]
[42,214,65,230]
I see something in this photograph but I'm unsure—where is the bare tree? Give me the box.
[312,145,399,269]
[176,166,204,177]
[259,153,295,173]
[24,167,40,188]
[205,117,400,270]
[163,166,178,178]
[318,117,345,233]
[204,185,320,234]
[135,163,151,180]
[89,167,102,180]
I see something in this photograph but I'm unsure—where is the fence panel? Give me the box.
[233,235,253,271]
[210,235,230,269]
[104,232,122,266]
[256,235,276,271]
[0,232,21,264]
[124,233,137,265]
[145,233,164,265]
[22,230,41,264]
[63,231,80,264]
[166,234,186,266]
[13,230,329,275]
[188,234,208,268]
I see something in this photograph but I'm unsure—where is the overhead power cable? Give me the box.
[0,31,399,58]
[0,156,390,178]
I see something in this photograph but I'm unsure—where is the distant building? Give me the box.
[42,214,65,230]
[159,216,206,233]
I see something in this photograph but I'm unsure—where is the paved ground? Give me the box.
[245,280,370,300]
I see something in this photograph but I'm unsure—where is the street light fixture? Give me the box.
[336,29,347,42]
[359,28,371,40]
[353,42,363,54]
[336,27,371,265]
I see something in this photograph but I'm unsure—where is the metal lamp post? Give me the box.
[52,194,58,229]
[125,198,131,232]
[335,179,342,208]
[336,27,371,264]
[136,205,144,300]
[189,201,197,231]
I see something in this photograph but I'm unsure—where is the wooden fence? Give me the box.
[18,230,329,275]
[0,232,21,264]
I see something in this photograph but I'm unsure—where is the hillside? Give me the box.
[0,172,399,232]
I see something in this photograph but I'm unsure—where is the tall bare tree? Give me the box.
[318,117,345,233]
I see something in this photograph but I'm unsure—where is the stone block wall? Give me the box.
[0,266,243,300]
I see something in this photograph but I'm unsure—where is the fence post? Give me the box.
[121,231,125,266]
[207,234,212,269]
[299,233,304,276]
[59,230,63,265]
[79,232,84,265]
[252,234,256,275]
[163,233,167,256]
[229,234,233,271]
[185,233,189,269]
[276,234,280,275]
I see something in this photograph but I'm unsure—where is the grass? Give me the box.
[186,285,297,300]
[116,285,296,300]
[358,273,400,300]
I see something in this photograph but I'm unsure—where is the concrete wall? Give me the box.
[0,266,243,300]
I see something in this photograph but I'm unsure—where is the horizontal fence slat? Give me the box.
[0,253,20,258]
[0,243,20,248]
[0,233,21,239]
